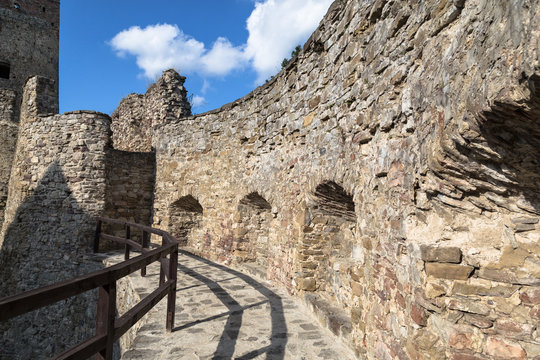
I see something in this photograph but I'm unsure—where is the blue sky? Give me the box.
[59,0,333,115]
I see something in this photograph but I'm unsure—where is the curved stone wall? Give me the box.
[148,0,540,358]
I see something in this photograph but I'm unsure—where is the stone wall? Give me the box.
[111,70,191,152]
[146,0,540,358]
[0,0,60,24]
[103,149,155,245]
[0,76,110,359]
[0,0,59,234]
[0,89,17,226]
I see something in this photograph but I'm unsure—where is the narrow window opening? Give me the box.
[42,7,46,12]
[0,63,10,79]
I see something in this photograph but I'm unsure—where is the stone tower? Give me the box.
[0,0,59,225]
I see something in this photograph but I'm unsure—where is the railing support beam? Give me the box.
[95,282,116,360]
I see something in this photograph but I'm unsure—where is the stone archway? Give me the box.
[168,195,203,246]
[298,181,357,304]
[234,192,272,268]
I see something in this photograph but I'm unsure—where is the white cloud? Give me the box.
[201,79,211,94]
[110,24,205,79]
[245,0,333,83]
[201,37,246,76]
[110,0,332,83]
[191,95,206,108]
[110,24,245,79]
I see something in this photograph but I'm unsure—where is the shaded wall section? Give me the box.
[103,149,155,245]
[0,76,110,359]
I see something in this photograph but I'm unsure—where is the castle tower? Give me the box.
[0,0,59,225]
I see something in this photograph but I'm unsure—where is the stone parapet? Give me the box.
[148,0,540,358]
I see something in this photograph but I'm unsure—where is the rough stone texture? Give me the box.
[0,77,110,359]
[0,0,59,229]
[421,245,462,263]
[111,94,149,152]
[0,89,18,226]
[111,70,191,152]
[138,0,540,358]
[102,149,155,247]
[0,0,539,359]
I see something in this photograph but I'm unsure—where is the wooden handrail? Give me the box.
[0,217,179,360]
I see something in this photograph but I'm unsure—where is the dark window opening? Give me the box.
[0,63,10,79]
[42,7,46,12]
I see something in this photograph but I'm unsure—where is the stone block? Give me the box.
[478,268,540,286]
[515,223,536,232]
[411,304,428,326]
[298,278,317,291]
[451,281,519,298]
[511,217,539,225]
[462,313,493,329]
[421,245,462,263]
[425,263,474,280]
[448,299,490,316]
[485,337,526,359]
[494,319,534,337]
[519,287,540,305]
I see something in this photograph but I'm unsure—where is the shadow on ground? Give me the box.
[176,250,288,360]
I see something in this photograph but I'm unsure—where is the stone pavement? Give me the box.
[116,250,358,360]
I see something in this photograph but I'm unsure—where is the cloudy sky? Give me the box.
[60,0,333,114]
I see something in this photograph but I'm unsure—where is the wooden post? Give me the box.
[95,282,116,360]
[124,225,131,261]
[93,220,102,253]
[159,260,165,286]
[141,230,149,277]
[166,242,178,332]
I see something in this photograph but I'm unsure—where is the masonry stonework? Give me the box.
[0,76,110,358]
[0,0,539,359]
[0,0,60,228]
[143,0,540,358]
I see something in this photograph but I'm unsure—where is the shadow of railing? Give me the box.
[176,250,288,360]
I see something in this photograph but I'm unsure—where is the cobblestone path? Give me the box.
[119,250,357,360]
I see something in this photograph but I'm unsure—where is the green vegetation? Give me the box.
[281,45,302,69]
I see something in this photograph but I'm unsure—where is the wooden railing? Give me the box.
[0,217,178,360]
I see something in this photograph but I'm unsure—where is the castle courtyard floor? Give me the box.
[108,250,358,360]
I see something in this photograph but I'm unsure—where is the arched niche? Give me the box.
[234,192,272,267]
[299,181,357,304]
[168,195,203,246]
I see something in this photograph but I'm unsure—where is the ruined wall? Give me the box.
[0,76,110,359]
[0,0,60,228]
[111,70,191,152]
[148,0,540,358]
[111,93,149,152]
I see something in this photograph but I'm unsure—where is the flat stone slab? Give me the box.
[108,250,357,360]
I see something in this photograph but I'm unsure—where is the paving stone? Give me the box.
[111,252,358,359]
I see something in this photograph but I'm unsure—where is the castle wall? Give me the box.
[0,90,18,226]
[111,71,191,152]
[0,76,111,359]
[150,0,540,358]
[0,0,59,230]
[103,149,155,245]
